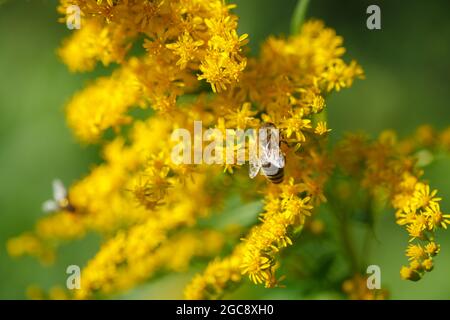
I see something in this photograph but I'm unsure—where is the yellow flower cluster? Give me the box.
[334,127,450,281]
[395,175,449,280]
[175,19,363,175]
[7,114,216,262]
[58,18,129,72]
[240,184,313,286]
[185,146,332,298]
[65,61,144,142]
[8,0,448,300]
[7,232,56,265]
[8,2,366,297]
[26,285,70,300]
[229,19,363,151]
[77,229,224,299]
[58,0,248,144]
[342,274,388,300]
[185,245,244,300]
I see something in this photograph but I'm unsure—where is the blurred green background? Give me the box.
[0,0,449,299]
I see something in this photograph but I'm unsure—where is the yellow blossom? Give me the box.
[422,258,434,271]
[166,32,204,69]
[425,242,440,256]
[406,244,426,261]
[342,274,388,300]
[400,266,420,281]
[9,0,449,301]
[314,121,331,135]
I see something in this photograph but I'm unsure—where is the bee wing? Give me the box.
[42,200,58,213]
[265,141,285,168]
[249,157,262,179]
[52,179,67,202]
[271,149,285,168]
[260,140,273,163]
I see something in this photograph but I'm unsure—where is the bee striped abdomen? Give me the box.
[263,166,284,184]
[249,122,285,184]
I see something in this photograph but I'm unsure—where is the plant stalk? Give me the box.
[290,0,311,35]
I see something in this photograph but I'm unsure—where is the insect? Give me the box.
[249,123,285,184]
[42,179,75,213]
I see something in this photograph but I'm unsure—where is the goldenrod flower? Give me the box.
[314,121,331,135]
[425,242,440,256]
[8,0,449,300]
[400,266,420,281]
[166,32,204,69]
[406,244,426,261]
[342,274,388,300]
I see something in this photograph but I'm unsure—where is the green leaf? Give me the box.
[290,0,311,35]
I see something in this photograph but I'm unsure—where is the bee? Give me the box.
[249,123,285,184]
[42,179,75,213]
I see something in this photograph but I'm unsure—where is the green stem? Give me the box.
[340,211,359,273]
[312,109,328,125]
[361,225,372,266]
[361,197,375,266]
[290,0,311,35]
[326,193,359,274]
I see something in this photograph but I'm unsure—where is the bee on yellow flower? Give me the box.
[8,0,450,301]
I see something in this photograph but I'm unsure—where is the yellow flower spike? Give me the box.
[334,129,450,282]
[395,206,417,226]
[58,19,130,72]
[406,244,426,261]
[185,246,244,300]
[7,233,55,265]
[48,286,69,300]
[77,227,224,299]
[314,121,331,135]
[407,221,425,242]
[236,181,316,287]
[322,59,347,92]
[308,219,325,235]
[26,285,45,300]
[166,32,204,69]
[424,203,450,230]
[342,274,388,300]
[65,64,142,143]
[422,258,434,272]
[415,124,436,147]
[425,242,440,256]
[10,0,450,300]
[440,127,450,151]
[280,109,312,143]
[400,266,421,281]
[224,102,258,129]
[409,259,422,271]
[411,183,441,210]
